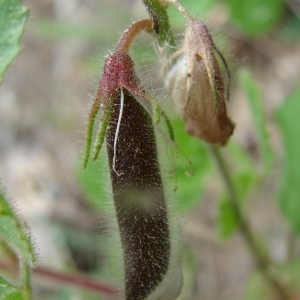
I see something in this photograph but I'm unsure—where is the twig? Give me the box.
[210,145,290,300]
[0,261,117,297]
[34,266,118,297]
[20,261,32,299]
[287,230,297,261]
[142,0,176,48]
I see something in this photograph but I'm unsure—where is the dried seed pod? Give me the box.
[165,20,234,145]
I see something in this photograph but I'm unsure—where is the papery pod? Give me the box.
[165,20,234,145]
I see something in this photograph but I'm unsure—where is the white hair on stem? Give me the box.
[113,87,124,176]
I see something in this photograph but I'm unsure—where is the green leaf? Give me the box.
[0,276,24,300]
[275,88,300,232]
[0,191,35,265]
[239,70,273,175]
[0,0,28,83]
[228,0,283,36]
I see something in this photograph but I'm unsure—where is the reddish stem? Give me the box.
[116,19,152,53]
[34,266,118,296]
[0,262,118,297]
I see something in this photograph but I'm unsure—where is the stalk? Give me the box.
[142,0,175,48]
[20,260,31,299]
[210,146,290,300]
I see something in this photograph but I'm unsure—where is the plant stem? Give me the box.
[0,261,117,297]
[142,0,176,48]
[116,19,152,53]
[286,230,297,261]
[20,260,31,299]
[34,266,117,296]
[210,145,290,300]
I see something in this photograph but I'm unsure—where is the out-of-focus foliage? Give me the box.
[215,73,268,239]
[227,0,284,36]
[77,157,110,212]
[275,88,300,233]
[165,0,218,28]
[0,276,24,300]
[217,195,238,238]
[239,70,273,175]
[170,119,211,212]
[0,0,33,298]
[0,191,35,265]
[0,191,34,300]
[216,141,257,238]
[160,0,285,37]
[244,259,300,299]
[0,0,28,82]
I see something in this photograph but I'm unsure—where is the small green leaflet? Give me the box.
[0,0,28,82]
[0,191,35,265]
[0,276,24,300]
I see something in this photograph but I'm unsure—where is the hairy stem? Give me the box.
[106,89,170,300]
[20,260,31,299]
[116,19,152,53]
[142,0,175,48]
[210,146,290,300]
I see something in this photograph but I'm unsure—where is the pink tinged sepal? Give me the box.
[83,51,160,168]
